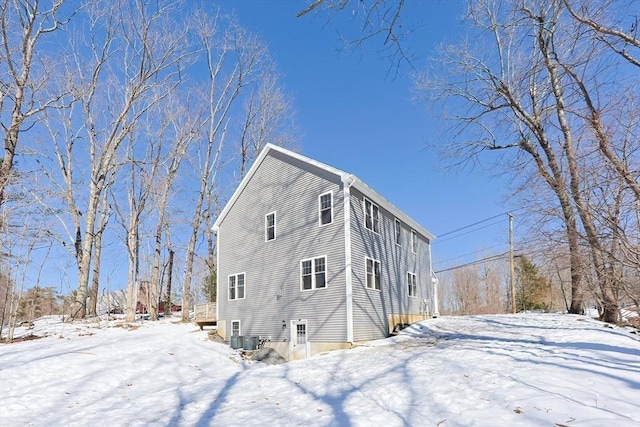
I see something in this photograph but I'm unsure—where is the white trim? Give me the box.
[365,256,382,291]
[231,319,241,336]
[211,144,435,242]
[363,197,380,234]
[343,179,354,343]
[348,174,435,240]
[212,144,346,233]
[265,211,276,242]
[215,228,220,330]
[394,218,402,246]
[318,191,334,226]
[228,272,246,301]
[411,230,418,254]
[299,255,328,291]
[430,241,440,317]
[290,319,309,360]
[432,273,440,317]
[408,272,417,298]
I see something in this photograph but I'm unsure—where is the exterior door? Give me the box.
[290,320,308,360]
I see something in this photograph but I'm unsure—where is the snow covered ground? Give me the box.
[1,313,638,426]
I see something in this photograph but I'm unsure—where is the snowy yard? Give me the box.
[1,313,638,426]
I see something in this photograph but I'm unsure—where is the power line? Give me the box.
[433,219,506,244]
[434,252,509,274]
[435,209,524,241]
[433,243,507,268]
[436,212,509,238]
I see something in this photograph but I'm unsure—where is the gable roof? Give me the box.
[212,144,435,240]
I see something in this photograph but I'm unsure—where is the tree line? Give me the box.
[2,0,638,328]
[303,0,639,322]
[1,0,295,328]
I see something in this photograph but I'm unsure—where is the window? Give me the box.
[301,256,327,290]
[364,198,380,233]
[228,273,245,300]
[366,257,381,290]
[411,230,418,254]
[395,219,401,245]
[265,212,276,241]
[319,192,333,225]
[408,272,417,297]
[296,323,306,344]
[231,320,241,336]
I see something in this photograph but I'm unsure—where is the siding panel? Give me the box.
[349,188,433,341]
[217,152,347,343]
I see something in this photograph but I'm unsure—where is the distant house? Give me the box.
[213,144,438,360]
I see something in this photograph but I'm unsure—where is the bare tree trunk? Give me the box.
[534,5,619,322]
[88,196,110,317]
[125,220,139,323]
[165,249,174,317]
[88,232,102,317]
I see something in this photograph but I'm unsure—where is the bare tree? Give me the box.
[180,13,275,322]
[561,0,640,68]
[297,0,414,75]
[0,0,75,209]
[48,0,192,320]
[414,0,640,322]
[142,95,201,321]
[300,0,639,323]
[238,74,297,177]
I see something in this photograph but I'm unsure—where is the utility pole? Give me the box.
[509,213,516,314]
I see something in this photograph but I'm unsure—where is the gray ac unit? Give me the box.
[242,336,259,351]
[230,335,244,349]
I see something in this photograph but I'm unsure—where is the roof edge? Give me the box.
[212,144,435,241]
[212,144,347,231]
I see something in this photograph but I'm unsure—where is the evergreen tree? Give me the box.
[203,267,217,302]
[516,257,552,312]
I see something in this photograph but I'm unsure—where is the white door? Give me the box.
[290,320,308,360]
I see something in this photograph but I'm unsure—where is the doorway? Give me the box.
[290,320,308,360]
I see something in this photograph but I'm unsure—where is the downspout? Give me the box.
[428,242,440,317]
[342,174,356,343]
[431,271,440,318]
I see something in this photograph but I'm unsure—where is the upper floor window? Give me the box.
[319,192,333,225]
[265,212,276,241]
[364,198,380,233]
[366,257,381,290]
[408,272,417,297]
[395,219,401,245]
[228,273,245,300]
[301,256,327,290]
[411,230,418,254]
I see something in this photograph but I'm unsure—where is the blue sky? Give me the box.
[10,0,517,294]
[222,0,516,273]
